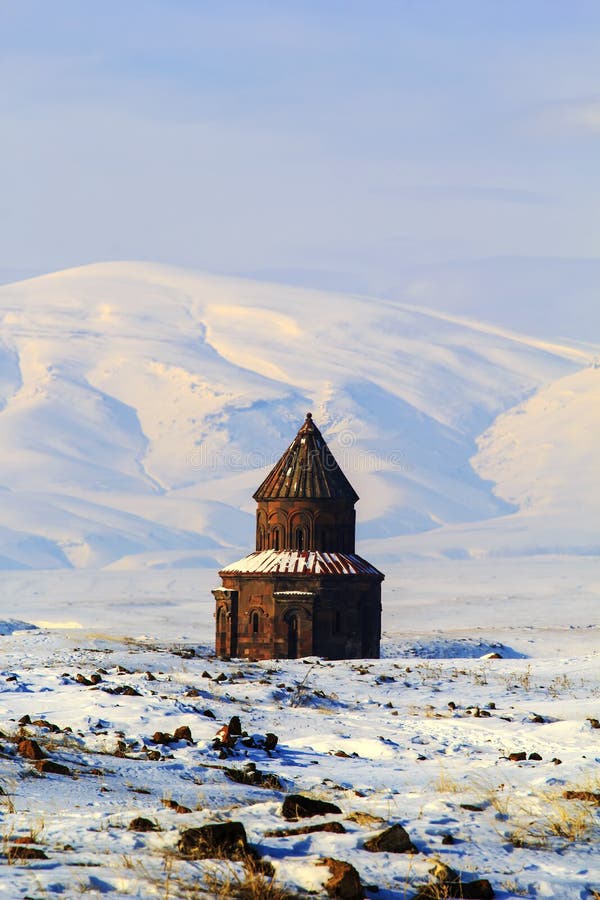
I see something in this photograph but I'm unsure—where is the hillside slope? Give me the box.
[0,261,590,568]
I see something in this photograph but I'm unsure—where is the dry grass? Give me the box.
[507,794,597,849]
[431,770,463,794]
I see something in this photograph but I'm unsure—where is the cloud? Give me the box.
[535,97,600,136]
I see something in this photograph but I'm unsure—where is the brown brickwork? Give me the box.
[213,413,383,660]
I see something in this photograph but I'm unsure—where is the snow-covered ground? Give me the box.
[0,561,598,899]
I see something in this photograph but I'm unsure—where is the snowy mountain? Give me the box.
[0,261,593,569]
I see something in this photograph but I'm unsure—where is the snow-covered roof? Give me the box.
[219,549,383,577]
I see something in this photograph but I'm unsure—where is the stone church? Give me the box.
[213,413,384,660]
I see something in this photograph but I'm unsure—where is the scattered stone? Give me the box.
[552,757,562,765]
[364,823,416,853]
[345,812,385,827]
[282,794,342,821]
[563,790,600,803]
[531,714,545,723]
[7,845,48,860]
[266,821,346,837]
[90,672,103,684]
[162,798,192,813]
[35,760,71,776]
[202,709,216,718]
[507,752,527,762]
[320,857,363,900]
[17,739,46,760]
[448,701,457,710]
[214,673,227,683]
[224,766,282,789]
[128,817,159,832]
[178,821,253,860]
[442,833,455,844]
[414,862,494,899]
[587,718,600,729]
[121,685,141,696]
[76,673,93,686]
[173,725,193,742]
[31,719,61,732]
[18,714,31,726]
[528,752,542,761]
[152,731,173,744]
[185,688,200,697]
[264,732,278,751]
[146,750,161,761]
[228,715,242,736]
[145,671,156,681]
[202,671,212,678]
[460,804,484,812]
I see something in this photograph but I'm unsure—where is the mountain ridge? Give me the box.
[0,260,592,569]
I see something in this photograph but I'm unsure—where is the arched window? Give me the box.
[287,614,298,659]
[295,527,304,551]
[251,611,259,637]
[258,527,265,551]
[273,528,280,550]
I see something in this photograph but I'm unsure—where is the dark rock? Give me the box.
[266,821,346,837]
[173,725,193,742]
[7,845,48,860]
[31,719,61,733]
[228,716,242,736]
[121,685,141,696]
[202,671,212,678]
[282,794,342,821]
[18,714,31,726]
[178,821,252,860]
[35,760,71,776]
[214,673,227,683]
[415,862,494,899]
[442,833,455,844]
[531,714,545,723]
[76,674,93,686]
[152,731,173,744]
[264,732,278,751]
[321,857,363,899]
[202,709,216,718]
[128,817,159,832]
[552,757,562,765]
[528,752,542,761]
[507,752,527,762]
[587,718,600,729]
[364,823,416,853]
[460,804,484,812]
[563,790,600,803]
[224,766,282,790]
[17,739,46,760]
[90,673,103,684]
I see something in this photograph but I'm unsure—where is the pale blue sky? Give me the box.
[2,1,600,318]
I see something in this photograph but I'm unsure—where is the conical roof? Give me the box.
[253,412,359,502]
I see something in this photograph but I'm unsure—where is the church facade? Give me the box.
[213,413,384,660]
